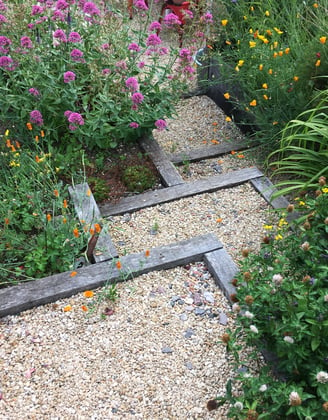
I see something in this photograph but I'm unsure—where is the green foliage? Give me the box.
[210,0,328,150]
[216,180,328,419]
[268,88,328,197]
[0,130,88,284]
[122,164,157,193]
[87,176,110,202]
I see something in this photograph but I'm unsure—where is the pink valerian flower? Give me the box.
[0,36,12,54]
[125,77,139,92]
[115,60,127,71]
[63,71,76,83]
[51,10,65,21]
[0,55,16,71]
[64,110,84,131]
[179,48,192,62]
[137,61,145,69]
[195,30,205,38]
[29,88,40,97]
[200,12,213,23]
[83,1,100,15]
[148,21,161,31]
[70,48,84,62]
[0,14,7,23]
[182,65,195,75]
[68,32,82,43]
[31,5,45,15]
[131,92,144,105]
[56,0,69,10]
[155,119,167,130]
[30,110,44,126]
[159,47,169,55]
[128,42,141,52]
[20,36,33,49]
[129,122,139,129]
[101,43,110,50]
[102,68,110,75]
[134,0,148,10]
[53,29,67,42]
[0,1,7,12]
[163,13,181,26]
[146,33,162,46]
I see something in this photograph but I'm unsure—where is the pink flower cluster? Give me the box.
[30,110,44,126]
[64,110,84,131]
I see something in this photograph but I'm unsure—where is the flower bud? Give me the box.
[319,176,326,186]
[286,204,294,212]
[242,248,250,257]
[245,295,254,305]
[289,391,302,406]
[315,189,322,197]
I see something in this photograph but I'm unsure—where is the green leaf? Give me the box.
[311,337,321,351]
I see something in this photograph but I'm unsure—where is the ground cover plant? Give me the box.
[209,0,328,154]
[209,178,328,419]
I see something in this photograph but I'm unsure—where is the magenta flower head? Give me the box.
[200,12,213,23]
[68,32,82,43]
[102,68,110,75]
[83,2,100,15]
[53,29,67,43]
[28,88,40,97]
[125,77,139,92]
[30,110,44,126]
[163,13,181,26]
[0,55,16,71]
[0,14,7,24]
[31,5,45,15]
[129,122,139,129]
[128,42,141,52]
[56,0,69,10]
[70,48,84,61]
[20,36,33,49]
[155,119,167,131]
[51,10,65,21]
[64,110,84,131]
[146,33,162,47]
[63,71,76,83]
[0,36,12,54]
[148,21,161,32]
[131,92,144,105]
[134,0,148,10]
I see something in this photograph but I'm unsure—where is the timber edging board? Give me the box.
[138,136,184,187]
[68,182,118,262]
[99,167,264,216]
[0,233,226,318]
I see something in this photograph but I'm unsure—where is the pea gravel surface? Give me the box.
[0,65,275,420]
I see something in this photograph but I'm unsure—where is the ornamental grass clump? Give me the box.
[209,0,328,152]
[0,0,211,151]
[213,179,328,419]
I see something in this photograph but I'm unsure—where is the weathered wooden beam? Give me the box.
[0,233,223,318]
[204,249,238,304]
[169,141,247,164]
[138,136,184,187]
[250,176,290,209]
[99,167,263,216]
[68,182,118,261]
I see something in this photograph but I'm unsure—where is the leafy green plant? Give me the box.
[122,164,157,192]
[212,178,328,419]
[268,87,328,198]
[208,0,328,151]
[0,0,210,151]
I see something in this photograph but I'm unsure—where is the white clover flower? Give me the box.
[289,391,302,406]
[244,311,254,319]
[316,371,328,384]
[284,336,294,344]
[234,401,244,410]
[250,325,259,334]
[259,384,268,392]
[272,274,283,285]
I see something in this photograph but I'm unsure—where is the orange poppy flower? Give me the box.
[81,305,88,312]
[145,249,150,257]
[70,271,77,277]
[63,305,72,312]
[83,290,94,298]
[94,223,101,234]
[73,228,79,238]
[116,260,122,270]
